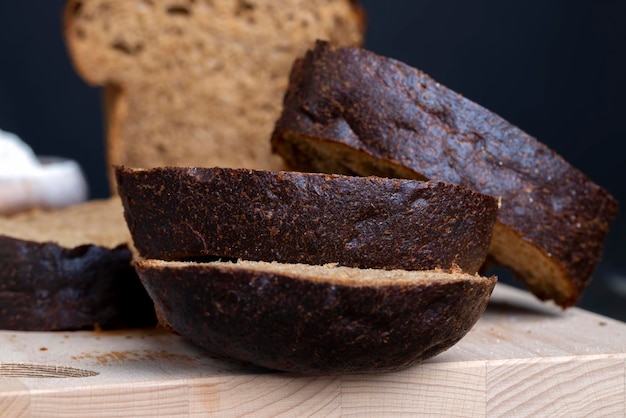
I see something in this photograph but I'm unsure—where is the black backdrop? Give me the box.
[0,0,624,319]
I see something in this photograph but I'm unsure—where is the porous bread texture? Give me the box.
[0,197,129,249]
[143,259,487,287]
[63,0,365,189]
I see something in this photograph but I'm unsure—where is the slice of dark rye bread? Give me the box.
[115,166,498,274]
[0,198,156,331]
[270,40,619,308]
[135,259,497,374]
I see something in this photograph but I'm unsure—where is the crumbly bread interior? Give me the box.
[0,198,130,249]
[64,0,365,180]
[277,132,429,180]
[488,223,571,303]
[275,131,572,304]
[140,259,490,287]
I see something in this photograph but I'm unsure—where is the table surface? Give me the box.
[1,283,625,417]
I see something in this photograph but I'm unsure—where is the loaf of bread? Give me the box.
[115,166,498,274]
[0,198,156,331]
[136,259,497,374]
[63,0,365,188]
[271,40,619,308]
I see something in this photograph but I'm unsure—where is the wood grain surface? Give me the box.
[0,283,624,417]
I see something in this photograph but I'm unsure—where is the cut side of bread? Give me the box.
[115,166,498,274]
[63,0,365,189]
[0,198,156,331]
[135,259,497,374]
[271,40,619,308]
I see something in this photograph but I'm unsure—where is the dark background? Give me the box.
[0,1,624,319]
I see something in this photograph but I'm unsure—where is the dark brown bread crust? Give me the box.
[115,166,498,274]
[135,260,497,374]
[0,237,155,331]
[271,40,619,307]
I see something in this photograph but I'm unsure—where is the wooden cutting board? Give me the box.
[1,283,624,417]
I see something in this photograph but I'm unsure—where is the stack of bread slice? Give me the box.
[0,1,367,333]
[115,166,499,373]
[6,0,612,375]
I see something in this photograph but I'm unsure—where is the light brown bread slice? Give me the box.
[115,166,499,274]
[271,40,619,308]
[136,259,497,374]
[63,0,365,189]
[0,198,156,331]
